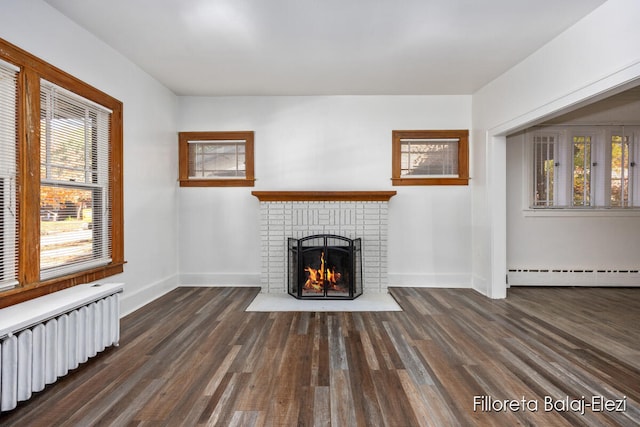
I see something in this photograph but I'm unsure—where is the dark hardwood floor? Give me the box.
[1,286,639,426]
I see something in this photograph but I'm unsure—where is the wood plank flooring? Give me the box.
[1,286,639,426]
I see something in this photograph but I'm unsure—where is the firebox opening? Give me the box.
[288,235,362,300]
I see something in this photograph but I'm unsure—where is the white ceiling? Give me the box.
[44,0,607,96]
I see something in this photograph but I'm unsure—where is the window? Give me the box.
[40,81,112,279]
[572,135,592,207]
[178,131,254,187]
[0,37,124,307]
[529,126,639,209]
[392,130,469,185]
[610,133,631,207]
[532,133,557,207]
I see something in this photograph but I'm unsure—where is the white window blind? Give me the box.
[40,80,112,280]
[187,139,247,178]
[399,138,459,177]
[0,60,19,290]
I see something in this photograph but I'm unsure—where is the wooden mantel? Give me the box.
[251,191,397,202]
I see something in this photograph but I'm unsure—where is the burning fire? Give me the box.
[304,251,343,292]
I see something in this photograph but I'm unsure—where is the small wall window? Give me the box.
[392,130,469,186]
[178,131,255,187]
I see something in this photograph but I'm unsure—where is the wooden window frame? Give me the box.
[178,131,255,187]
[392,129,469,186]
[0,37,124,308]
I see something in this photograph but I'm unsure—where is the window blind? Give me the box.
[39,80,112,280]
[0,60,19,291]
[187,139,247,178]
[399,138,459,177]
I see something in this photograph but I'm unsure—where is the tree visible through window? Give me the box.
[40,82,112,279]
[533,134,556,207]
[530,127,639,209]
[611,135,631,207]
[572,136,592,207]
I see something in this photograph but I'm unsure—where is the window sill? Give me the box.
[391,177,469,186]
[523,207,640,217]
[179,178,256,187]
[0,261,125,309]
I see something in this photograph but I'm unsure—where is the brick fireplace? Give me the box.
[252,191,396,294]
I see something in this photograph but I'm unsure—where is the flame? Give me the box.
[303,251,343,292]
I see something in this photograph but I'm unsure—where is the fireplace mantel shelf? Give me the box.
[251,191,397,202]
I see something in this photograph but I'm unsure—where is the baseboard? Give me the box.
[508,269,640,287]
[388,273,472,288]
[471,274,489,295]
[179,273,261,287]
[120,274,179,317]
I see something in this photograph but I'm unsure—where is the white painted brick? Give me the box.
[258,198,390,294]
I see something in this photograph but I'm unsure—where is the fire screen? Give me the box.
[288,234,362,300]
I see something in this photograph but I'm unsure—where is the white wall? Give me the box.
[0,0,180,314]
[177,96,473,288]
[472,0,640,297]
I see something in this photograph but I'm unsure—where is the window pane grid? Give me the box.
[533,136,555,207]
[572,136,592,207]
[611,135,631,207]
[189,141,246,178]
[399,139,458,177]
[531,128,639,209]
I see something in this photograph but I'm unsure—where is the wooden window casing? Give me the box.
[178,131,255,187]
[0,37,124,308]
[392,130,469,186]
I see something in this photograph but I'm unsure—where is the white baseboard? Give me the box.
[179,273,261,287]
[472,274,489,295]
[120,274,179,317]
[508,270,640,287]
[388,273,472,288]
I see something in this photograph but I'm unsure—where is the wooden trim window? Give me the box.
[179,131,255,187]
[0,38,124,308]
[392,130,469,186]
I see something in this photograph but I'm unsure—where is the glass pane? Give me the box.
[40,185,94,271]
[572,136,591,207]
[40,88,98,184]
[400,140,458,176]
[533,137,554,206]
[611,135,630,207]
[188,141,245,178]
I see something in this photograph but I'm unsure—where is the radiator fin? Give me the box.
[0,292,120,412]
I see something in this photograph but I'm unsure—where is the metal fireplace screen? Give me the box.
[288,234,362,300]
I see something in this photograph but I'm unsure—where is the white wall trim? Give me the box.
[508,270,640,287]
[389,273,471,288]
[120,274,179,317]
[179,273,261,287]
[471,274,488,294]
[490,59,640,137]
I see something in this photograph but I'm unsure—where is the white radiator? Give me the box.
[0,282,124,412]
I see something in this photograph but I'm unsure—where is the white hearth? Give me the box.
[252,191,396,294]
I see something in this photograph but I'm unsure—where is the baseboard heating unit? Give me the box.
[0,282,124,412]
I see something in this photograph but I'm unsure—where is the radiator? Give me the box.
[0,282,124,412]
